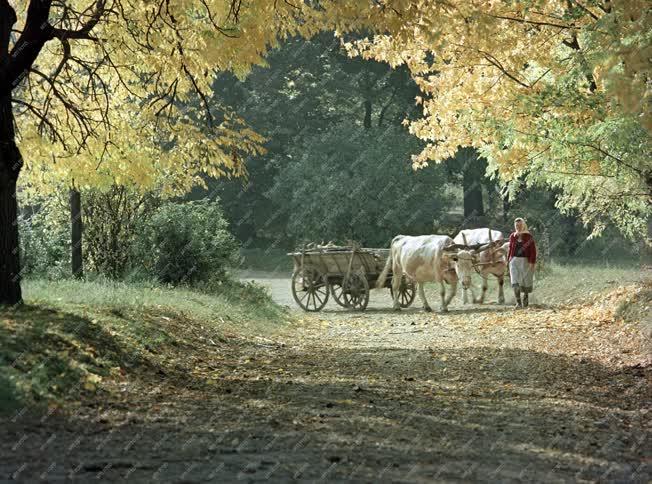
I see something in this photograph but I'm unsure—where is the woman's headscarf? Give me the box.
[514,217,530,234]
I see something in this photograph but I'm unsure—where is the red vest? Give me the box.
[508,232,537,264]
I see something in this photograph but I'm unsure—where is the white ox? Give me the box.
[452,228,510,304]
[376,235,459,312]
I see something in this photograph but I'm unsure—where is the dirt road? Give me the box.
[2,275,650,482]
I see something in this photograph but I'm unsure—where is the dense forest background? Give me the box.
[188,34,639,262]
[18,33,640,283]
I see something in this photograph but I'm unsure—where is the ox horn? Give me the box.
[443,243,467,251]
[474,242,496,253]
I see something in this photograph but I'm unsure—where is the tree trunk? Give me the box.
[363,99,372,129]
[502,197,511,224]
[462,173,484,219]
[0,93,23,305]
[70,187,83,278]
[461,148,485,220]
[1,0,57,304]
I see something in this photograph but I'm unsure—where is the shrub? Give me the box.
[197,276,275,305]
[18,200,70,279]
[83,185,161,279]
[130,198,241,284]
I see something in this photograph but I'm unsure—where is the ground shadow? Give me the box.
[318,306,514,316]
[2,343,649,483]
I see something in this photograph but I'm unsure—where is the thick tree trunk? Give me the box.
[0,0,54,97]
[1,0,59,304]
[70,187,83,278]
[502,197,511,224]
[461,148,485,219]
[363,99,372,129]
[0,94,23,305]
[462,173,484,219]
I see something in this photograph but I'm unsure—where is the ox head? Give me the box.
[443,242,496,289]
[452,249,475,289]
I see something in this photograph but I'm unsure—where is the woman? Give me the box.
[507,217,537,308]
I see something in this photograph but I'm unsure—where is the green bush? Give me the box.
[18,202,70,279]
[130,198,241,284]
[197,276,275,305]
[83,185,161,279]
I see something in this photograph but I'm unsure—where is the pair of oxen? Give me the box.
[376,228,510,312]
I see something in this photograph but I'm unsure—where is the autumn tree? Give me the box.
[3,0,648,305]
[345,0,651,250]
[0,0,256,303]
[1,0,399,304]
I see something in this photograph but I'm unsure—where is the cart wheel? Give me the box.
[390,277,416,308]
[343,273,370,311]
[292,268,329,311]
[330,282,351,308]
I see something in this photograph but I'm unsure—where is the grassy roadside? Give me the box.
[435,261,644,308]
[1,263,648,414]
[533,262,645,305]
[0,278,288,413]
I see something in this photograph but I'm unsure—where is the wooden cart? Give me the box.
[287,243,416,311]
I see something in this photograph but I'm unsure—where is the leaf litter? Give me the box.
[1,281,650,482]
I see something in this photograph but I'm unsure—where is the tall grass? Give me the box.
[23,277,285,328]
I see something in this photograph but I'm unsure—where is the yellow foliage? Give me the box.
[8,0,651,228]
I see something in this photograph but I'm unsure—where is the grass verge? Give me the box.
[534,262,645,305]
[0,277,287,413]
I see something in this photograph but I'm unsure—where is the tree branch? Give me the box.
[50,0,105,41]
[1,0,53,95]
[562,33,597,92]
[51,37,71,80]
[568,0,600,20]
[478,50,530,89]
[485,13,577,30]
[0,0,17,64]
[514,127,648,178]
[11,97,67,146]
[378,83,399,127]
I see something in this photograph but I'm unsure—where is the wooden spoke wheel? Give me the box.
[390,277,416,308]
[342,273,370,311]
[330,281,351,308]
[292,268,329,311]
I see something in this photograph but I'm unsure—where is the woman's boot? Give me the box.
[523,292,529,307]
[513,286,522,308]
